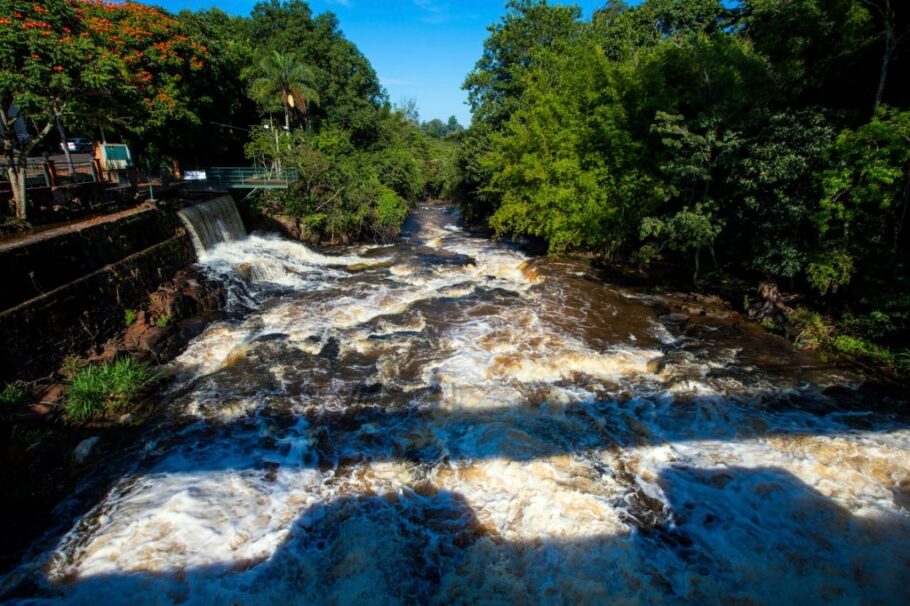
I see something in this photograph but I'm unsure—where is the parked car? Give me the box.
[60,137,93,153]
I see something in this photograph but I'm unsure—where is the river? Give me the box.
[7,205,910,604]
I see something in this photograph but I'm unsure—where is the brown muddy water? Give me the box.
[3,205,909,604]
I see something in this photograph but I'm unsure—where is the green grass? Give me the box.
[788,307,908,376]
[154,314,173,328]
[124,308,138,327]
[1,382,27,407]
[65,358,158,421]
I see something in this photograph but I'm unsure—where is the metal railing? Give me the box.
[21,158,101,187]
[203,167,299,189]
[53,161,97,184]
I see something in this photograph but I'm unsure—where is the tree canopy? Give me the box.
[456,0,910,363]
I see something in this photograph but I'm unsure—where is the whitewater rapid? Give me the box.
[6,206,910,604]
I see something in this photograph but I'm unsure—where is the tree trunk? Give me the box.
[55,110,75,175]
[867,0,896,114]
[7,164,27,220]
[693,248,701,283]
[748,281,792,320]
[3,113,55,221]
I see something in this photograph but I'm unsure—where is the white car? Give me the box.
[60,138,93,153]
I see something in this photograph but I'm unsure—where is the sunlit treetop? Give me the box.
[0,0,208,135]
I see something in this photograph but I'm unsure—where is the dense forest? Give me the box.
[456,0,910,373]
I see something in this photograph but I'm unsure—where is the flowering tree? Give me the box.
[0,0,207,220]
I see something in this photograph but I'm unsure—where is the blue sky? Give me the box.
[151,0,611,125]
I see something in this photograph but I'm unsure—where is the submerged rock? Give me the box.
[659,312,690,325]
[347,260,395,272]
[73,437,100,464]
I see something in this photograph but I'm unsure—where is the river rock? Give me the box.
[236,263,253,280]
[347,261,395,272]
[659,313,690,325]
[412,246,476,267]
[73,437,100,463]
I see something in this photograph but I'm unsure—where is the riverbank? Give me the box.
[0,197,236,576]
[578,254,910,389]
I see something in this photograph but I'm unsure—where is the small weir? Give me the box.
[177,195,246,252]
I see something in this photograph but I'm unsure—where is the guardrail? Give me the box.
[22,159,100,187]
[202,167,299,189]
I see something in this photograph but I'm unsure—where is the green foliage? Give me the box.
[456,0,910,362]
[831,334,894,365]
[65,358,158,421]
[422,116,464,138]
[0,382,27,407]
[895,350,910,374]
[124,309,138,328]
[789,307,833,350]
[805,250,854,295]
[246,114,419,242]
[819,108,910,253]
[249,50,320,129]
[788,306,909,373]
[154,314,173,329]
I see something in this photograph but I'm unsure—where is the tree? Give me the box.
[1,0,207,219]
[463,0,584,129]
[639,203,723,282]
[246,2,384,144]
[422,118,448,138]
[817,107,910,291]
[396,97,419,124]
[1,0,86,219]
[861,0,904,113]
[250,50,320,130]
[446,115,464,134]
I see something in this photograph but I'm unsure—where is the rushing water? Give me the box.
[7,205,910,604]
[177,196,247,252]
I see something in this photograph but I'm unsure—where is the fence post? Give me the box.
[41,160,52,187]
[46,160,58,187]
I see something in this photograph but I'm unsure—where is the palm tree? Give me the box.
[250,51,320,130]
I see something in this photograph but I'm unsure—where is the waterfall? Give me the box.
[177,195,247,253]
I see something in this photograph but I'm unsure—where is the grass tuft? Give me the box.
[124,308,138,327]
[65,358,158,421]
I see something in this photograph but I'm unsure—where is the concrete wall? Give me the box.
[0,207,196,383]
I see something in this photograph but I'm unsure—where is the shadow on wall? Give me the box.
[31,466,910,604]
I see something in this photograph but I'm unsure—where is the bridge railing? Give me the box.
[203,167,299,189]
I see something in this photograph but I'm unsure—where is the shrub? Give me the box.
[154,314,173,328]
[65,358,158,421]
[788,307,832,349]
[124,309,138,327]
[830,335,894,366]
[1,382,27,407]
[805,250,853,295]
[896,351,910,375]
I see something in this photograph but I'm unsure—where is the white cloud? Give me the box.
[413,0,453,24]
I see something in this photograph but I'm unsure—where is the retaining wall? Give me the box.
[0,207,197,383]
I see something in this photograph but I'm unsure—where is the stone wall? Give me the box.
[0,208,196,383]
